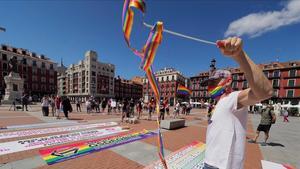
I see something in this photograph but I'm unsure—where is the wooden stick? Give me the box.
[143,22,216,46]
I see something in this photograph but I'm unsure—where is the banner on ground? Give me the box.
[0,122,117,140]
[145,141,206,169]
[2,121,79,130]
[0,126,126,155]
[39,130,157,165]
[261,160,296,169]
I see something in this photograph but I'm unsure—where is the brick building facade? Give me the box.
[143,67,188,106]
[190,61,300,104]
[114,76,143,101]
[0,44,57,100]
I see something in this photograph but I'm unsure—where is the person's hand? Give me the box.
[217,37,243,59]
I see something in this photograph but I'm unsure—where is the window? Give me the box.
[233,74,238,80]
[3,63,8,70]
[286,90,294,97]
[50,64,53,70]
[288,79,295,87]
[289,69,297,77]
[22,58,27,65]
[92,71,96,76]
[273,70,280,77]
[232,82,237,88]
[172,75,174,81]
[2,54,7,60]
[273,79,279,87]
[166,76,169,81]
[3,72,8,77]
[41,62,45,68]
[243,81,248,88]
[33,61,37,67]
[32,68,37,75]
[263,71,268,78]
[273,89,278,97]
[161,77,164,82]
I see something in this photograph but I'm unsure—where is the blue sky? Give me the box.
[0,0,299,79]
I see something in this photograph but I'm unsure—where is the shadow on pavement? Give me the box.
[267,142,285,147]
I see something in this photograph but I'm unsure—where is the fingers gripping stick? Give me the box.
[217,41,225,48]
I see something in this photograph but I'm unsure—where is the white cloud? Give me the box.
[225,0,300,38]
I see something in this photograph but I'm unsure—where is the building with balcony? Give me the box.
[190,60,300,104]
[0,44,57,99]
[57,50,115,101]
[114,76,143,101]
[142,67,188,106]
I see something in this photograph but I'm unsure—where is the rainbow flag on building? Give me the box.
[177,85,192,95]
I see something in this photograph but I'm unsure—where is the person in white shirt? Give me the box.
[41,96,50,116]
[203,37,273,169]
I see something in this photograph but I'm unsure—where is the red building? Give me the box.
[143,68,188,106]
[191,61,300,104]
[0,44,57,100]
[114,76,143,101]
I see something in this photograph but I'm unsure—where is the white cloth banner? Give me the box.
[261,160,293,169]
[0,122,118,140]
[0,126,126,155]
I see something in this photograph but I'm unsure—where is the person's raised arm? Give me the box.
[217,37,273,108]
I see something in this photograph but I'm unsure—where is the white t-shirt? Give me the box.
[205,91,248,169]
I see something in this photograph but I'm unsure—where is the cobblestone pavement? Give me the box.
[0,104,295,169]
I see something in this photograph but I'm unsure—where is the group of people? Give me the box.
[84,97,117,114]
[41,95,72,119]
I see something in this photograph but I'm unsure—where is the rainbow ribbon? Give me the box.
[122,0,167,168]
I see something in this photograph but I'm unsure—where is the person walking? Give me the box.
[137,100,143,119]
[41,96,50,116]
[49,96,56,116]
[21,93,29,111]
[159,101,165,121]
[55,95,61,119]
[283,109,289,122]
[163,98,169,117]
[249,104,276,146]
[86,100,91,114]
[61,97,72,119]
[75,98,81,112]
[202,37,273,169]
[173,101,180,119]
[121,99,128,122]
[148,98,155,120]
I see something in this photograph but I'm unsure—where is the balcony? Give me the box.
[284,85,300,89]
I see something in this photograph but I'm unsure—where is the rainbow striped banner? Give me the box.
[177,85,192,95]
[145,141,206,169]
[39,130,157,165]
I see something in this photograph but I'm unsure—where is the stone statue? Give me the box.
[8,56,18,73]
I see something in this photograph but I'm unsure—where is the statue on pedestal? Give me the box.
[8,56,18,74]
[2,56,24,104]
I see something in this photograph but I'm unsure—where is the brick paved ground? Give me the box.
[0,104,265,169]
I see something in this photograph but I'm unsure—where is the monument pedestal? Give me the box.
[2,72,24,104]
